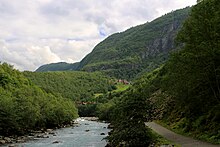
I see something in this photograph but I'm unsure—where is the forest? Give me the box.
[0,63,78,136]
[103,0,220,146]
[24,71,117,117]
[23,71,113,102]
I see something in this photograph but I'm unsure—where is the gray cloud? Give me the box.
[0,0,196,71]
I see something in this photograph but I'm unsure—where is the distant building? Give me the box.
[117,79,130,85]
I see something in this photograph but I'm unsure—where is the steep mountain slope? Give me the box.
[78,7,190,79]
[35,7,190,79]
[36,62,79,72]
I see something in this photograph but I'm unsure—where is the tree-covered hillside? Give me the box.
[36,62,80,72]
[24,71,113,102]
[101,0,220,145]
[78,7,190,79]
[35,7,190,80]
[0,63,78,136]
[160,0,220,143]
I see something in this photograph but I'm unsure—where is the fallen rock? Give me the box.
[16,139,25,143]
[32,130,42,133]
[66,124,71,127]
[36,134,44,138]
[52,140,61,144]
[8,144,17,147]
[43,135,49,138]
[17,136,26,140]
[28,133,35,136]
[46,129,53,133]
[71,120,78,125]
[0,139,6,144]
[49,132,55,135]
[107,124,114,129]
[36,134,49,138]
[4,137,12,143]
[83,117,99,121]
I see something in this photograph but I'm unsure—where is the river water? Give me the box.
[13,118,110,147]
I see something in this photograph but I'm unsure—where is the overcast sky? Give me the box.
[0,0,196,71]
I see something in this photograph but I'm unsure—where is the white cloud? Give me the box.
[0,0,197,71]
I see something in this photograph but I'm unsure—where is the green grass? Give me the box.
[155,120,220,145]
[94,93,103,98]
[113,83,130,93]
[94,83,130,97]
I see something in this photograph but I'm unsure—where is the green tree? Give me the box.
[0,63,78,136]
[107,89,153,146]
[162,0,220,134]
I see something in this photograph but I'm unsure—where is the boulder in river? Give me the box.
[16,139,25,143]
[46,129,53,133]
[36,134,44,138]
[36,134,49,138]
[49,132,55,135]
[107,124,114,129]
[52,140,62,144]
[0,139,6,144]
[8,144,17,147]
[100,133,105,135]
[4,137,12,143]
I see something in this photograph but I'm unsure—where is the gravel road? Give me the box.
[146,122,220,147]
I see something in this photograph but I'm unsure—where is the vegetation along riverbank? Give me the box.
[1,0,220,146]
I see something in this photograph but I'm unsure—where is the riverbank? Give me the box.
[1,118,110,147]
[0,119,78,146]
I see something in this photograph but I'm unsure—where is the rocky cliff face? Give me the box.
[141,23,178,60]
[79,7,190,79]
[35,7,190,80]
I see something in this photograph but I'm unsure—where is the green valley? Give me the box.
[1,0,220,146]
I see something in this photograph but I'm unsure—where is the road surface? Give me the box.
[146,122,220,147]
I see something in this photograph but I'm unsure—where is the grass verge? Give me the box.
[155,120,220,145]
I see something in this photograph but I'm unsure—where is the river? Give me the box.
[9,118,110,147]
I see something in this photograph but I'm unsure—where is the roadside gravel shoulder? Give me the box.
[146,122,220,147]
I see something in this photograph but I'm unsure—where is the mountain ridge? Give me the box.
[36,7,191,79]
[36,62,79,72]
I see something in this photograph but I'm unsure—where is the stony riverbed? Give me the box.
[2,118,110,147]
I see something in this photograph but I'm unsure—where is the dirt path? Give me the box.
[146,122,220,147]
